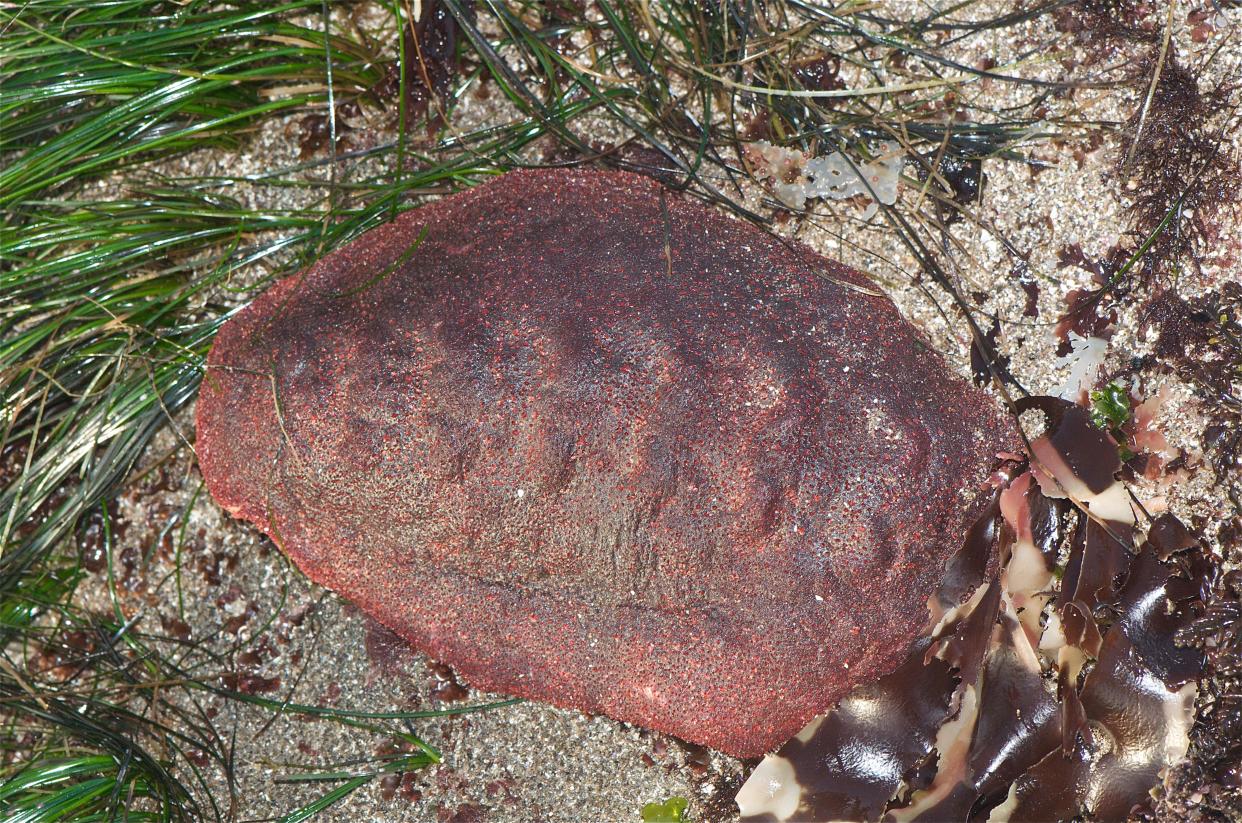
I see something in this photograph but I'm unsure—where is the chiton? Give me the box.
[196,168,1012,757]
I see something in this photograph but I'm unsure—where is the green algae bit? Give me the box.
[641,795,689,822]
[1090,381,1132,432]
[1090,381,1135,459]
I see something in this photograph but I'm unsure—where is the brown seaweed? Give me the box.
[739,396,1211,821]
[735,641,958,822]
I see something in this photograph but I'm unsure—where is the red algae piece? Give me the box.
[195,168,1011,757]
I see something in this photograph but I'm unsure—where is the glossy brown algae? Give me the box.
[196,168,1012,757]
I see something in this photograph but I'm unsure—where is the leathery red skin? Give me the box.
[196,168,1013,758]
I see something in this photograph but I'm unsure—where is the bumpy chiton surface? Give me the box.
[196,168,1011,757]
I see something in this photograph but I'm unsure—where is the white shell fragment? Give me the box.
[744,140,905,217]
[1052,331,1109,401]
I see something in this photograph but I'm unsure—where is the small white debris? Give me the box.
[745,139,905,217]
[1052,332,1108,401]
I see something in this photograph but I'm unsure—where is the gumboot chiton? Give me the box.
[196,168,1011,757]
